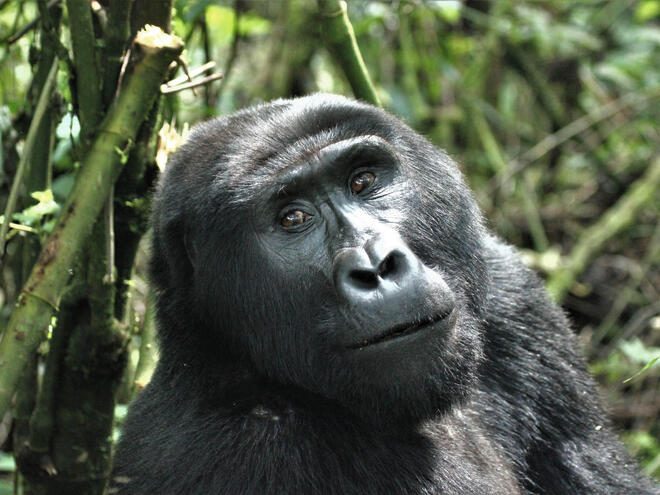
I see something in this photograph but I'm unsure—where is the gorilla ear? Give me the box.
[183,230,198,268]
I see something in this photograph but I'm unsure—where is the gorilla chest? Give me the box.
[207,408,521,495]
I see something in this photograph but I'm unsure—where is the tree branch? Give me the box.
[160,72,223,94]
[489,89,660,193]
[5,0,61,45]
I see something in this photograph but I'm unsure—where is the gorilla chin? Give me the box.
[325,303,483,428]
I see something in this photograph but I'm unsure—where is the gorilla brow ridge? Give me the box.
[226,131,398,207]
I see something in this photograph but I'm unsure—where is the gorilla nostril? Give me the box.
[378,252,399,279]
[349,269,378,289]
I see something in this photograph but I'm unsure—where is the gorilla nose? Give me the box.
[347,250,408,289]
[334,234,416,300]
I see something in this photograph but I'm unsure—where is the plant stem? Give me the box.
[547,154,660,302]
[0,58,58,256]
[318,0,380,107]
[0,27,183,420]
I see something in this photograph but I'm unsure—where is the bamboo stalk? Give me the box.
[318,0,381,107]
[0,26,184,420]
[66,0,103,140]
[102,0,133,106]
[547,155,660,302]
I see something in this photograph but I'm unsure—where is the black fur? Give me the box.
[111,94,658,494]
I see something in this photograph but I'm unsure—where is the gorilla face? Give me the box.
[152,95,489,424]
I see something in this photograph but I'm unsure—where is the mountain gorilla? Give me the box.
[111,94,658,494]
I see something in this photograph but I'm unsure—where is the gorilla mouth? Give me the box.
[348,309,454,349]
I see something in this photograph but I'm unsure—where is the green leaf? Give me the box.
[620,338,660,365]
[42,218,57,234]
[624,356,660,383]
[0,480,13,495]
[55,112,81,140]
[31,189,54,203]
[239,13,272,36]
[115,403,128,422]
[52,173,75,201]
[0,106,10,132]
[636,0,660,22]
[12,189,60,226]
[620,338,660,383]
[205,5,237,44]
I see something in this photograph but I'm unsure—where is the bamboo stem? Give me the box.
[318,0,380,107]
[0,26,183,420]
[66,0,103,141]
[547,154,660,302]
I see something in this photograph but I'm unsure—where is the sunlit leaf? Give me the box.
[239,12,272,36]
[623,356,660,383]
[56,113,81,139]
[0,451,15,472]
[205,5,236,44]
[635,0,660,23]
[12,189,60,226]
[31,189,54,203]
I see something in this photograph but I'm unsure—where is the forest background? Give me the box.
[0,0,658,493]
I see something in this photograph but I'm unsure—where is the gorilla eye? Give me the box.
[281,210,311,228]
[350,171,375,194]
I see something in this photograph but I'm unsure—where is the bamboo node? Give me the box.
[19,290,60,312]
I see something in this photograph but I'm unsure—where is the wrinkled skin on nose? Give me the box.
[333,231,456,348]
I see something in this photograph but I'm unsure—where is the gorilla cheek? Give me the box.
[244,269,337,385]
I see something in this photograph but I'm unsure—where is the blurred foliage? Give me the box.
[0,0,658,484]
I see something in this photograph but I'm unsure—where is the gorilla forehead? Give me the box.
[176,94,408,189]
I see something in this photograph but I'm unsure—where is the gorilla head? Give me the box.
[150,94,489,425]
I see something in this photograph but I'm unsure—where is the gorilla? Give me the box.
[111,94,658,494]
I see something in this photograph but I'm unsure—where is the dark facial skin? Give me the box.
[265,137,454,342]
[258,135,460,399]
[268,136,456,350]
[187,128,483,425]
[112,95,659,495]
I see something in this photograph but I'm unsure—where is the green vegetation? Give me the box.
[0,0,658,492]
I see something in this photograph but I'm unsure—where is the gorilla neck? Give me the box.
[146,351,519,493]
[154,302,481,430]
[155,340,470,435]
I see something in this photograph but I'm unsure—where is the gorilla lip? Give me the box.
[347,309,454,350]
